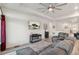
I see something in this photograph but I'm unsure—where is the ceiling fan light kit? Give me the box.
[40,3,67,13]
[48,8,53,11]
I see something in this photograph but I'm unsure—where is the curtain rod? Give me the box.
[0,6,3,15]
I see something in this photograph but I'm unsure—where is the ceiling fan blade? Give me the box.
[37,8,46,9]
[56,3,67,7]
[52,10,55,13]
[55,8,62,10]
[52,3,58,7]
[41,9,47,13]
[40,3,47,7]
[52,11,54,13]
[46,10,49,14]
[45,10,49,14]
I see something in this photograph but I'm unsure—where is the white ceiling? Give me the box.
[21,3,75,17]
[1,3,79,22]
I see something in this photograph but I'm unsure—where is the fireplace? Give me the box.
[30,34,42,43]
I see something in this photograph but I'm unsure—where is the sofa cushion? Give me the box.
[55,40,74,54]
[16,47,37,55]
[51,40,61,48]
[39,47,67,55]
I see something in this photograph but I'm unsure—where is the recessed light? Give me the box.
[48,8,53,11]
[74,6,78,10]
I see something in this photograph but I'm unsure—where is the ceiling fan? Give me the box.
[39,3,67,13]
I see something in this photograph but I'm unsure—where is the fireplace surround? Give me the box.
[30,34,42,43]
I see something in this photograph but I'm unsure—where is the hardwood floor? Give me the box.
[0,39,52,55]
[71,40,79,55]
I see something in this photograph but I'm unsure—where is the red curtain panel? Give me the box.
[1,15,6,51]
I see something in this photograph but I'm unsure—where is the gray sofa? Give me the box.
[40,40,74,55]
[39,47,67,55]
[16,47,37,55]
[16,40,75,55]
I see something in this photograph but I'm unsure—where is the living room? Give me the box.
[0,3,79,55]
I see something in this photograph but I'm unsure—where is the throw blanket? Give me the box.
[55,40,75,54]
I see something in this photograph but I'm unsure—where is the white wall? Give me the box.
[0,7,51,48]
[5,16,79,48]
[5,18,50,48]
[49,18,79,37]
[6,18,30,48]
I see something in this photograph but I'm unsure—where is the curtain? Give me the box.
[1,15,6,51]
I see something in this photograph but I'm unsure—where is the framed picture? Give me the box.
[28,21,40,30]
